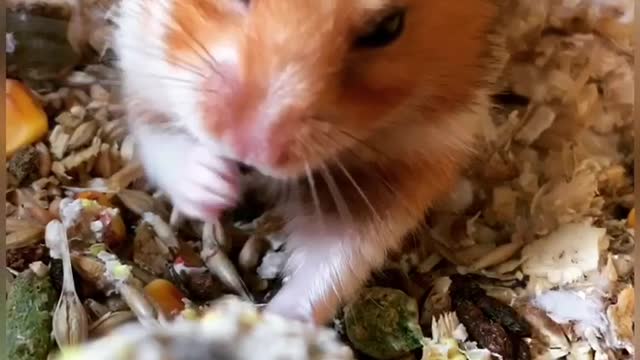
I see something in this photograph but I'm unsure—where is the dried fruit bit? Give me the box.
[344,287,424,360]
[143,279,186,319]
[7,269,57,360]
[454,299,513,360]
[6,79,49,157]
[7,145,40,185]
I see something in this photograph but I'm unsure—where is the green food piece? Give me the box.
[7,269,58,360]
[344,287,424,360]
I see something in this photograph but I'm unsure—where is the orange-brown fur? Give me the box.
[164,0,501,177]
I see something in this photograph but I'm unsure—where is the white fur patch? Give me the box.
[114,0,238,157]
[114,0,175,112]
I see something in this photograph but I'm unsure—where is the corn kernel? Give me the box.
[180,308,199,321]
[112,264,132,281]
[201,310,221,324]
[88,243,107,257]
[143,279,186,318]
[627,208,635,229]
[79,199,100,209]
[6,79,49,157]
[239,310,261,327]
[77,191,115,207]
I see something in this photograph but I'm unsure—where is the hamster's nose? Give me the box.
[199,59,300,169]
[227,121,292,169]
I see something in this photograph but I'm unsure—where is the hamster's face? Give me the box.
[117,0,499,179]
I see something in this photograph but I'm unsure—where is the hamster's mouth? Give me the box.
[237,163,254,175]
[234,155,330,182]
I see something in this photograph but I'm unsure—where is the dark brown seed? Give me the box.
[7,244,47,271]
[164,265,192,299]
[371,267,413,294]
[475,296,532,337]
[164,265,222,302]
[49,258,64,293]
[455,299,513,360]
[449,274,485,302]
[49,258,87,297]
[449,274,532,338]
[513,337,531,360]
[183,271,222,302]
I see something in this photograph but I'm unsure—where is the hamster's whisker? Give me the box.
[318,162,353,227]
[311,127,414,218]
[280,180,295,204]
[333,157,382,223]
[304,162,323,225]
[310,129,382,223]
[336,129,394,162]
[301,135,353,226]
[306,115,393,162]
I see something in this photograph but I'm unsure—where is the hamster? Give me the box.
[114,0,506,325]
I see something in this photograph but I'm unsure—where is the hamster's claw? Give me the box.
[168,147,241,222]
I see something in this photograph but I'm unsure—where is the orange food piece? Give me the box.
[101,210,127,249]
[6,79,49,157]
[144,279,186,318]
[627,208,635,229]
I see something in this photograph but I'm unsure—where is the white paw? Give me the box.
[265,296,315,324]
[165,146,241,221]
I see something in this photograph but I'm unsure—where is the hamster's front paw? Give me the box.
[166,146,241,221]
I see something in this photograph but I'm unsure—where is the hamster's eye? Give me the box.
[354,8,406,49]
